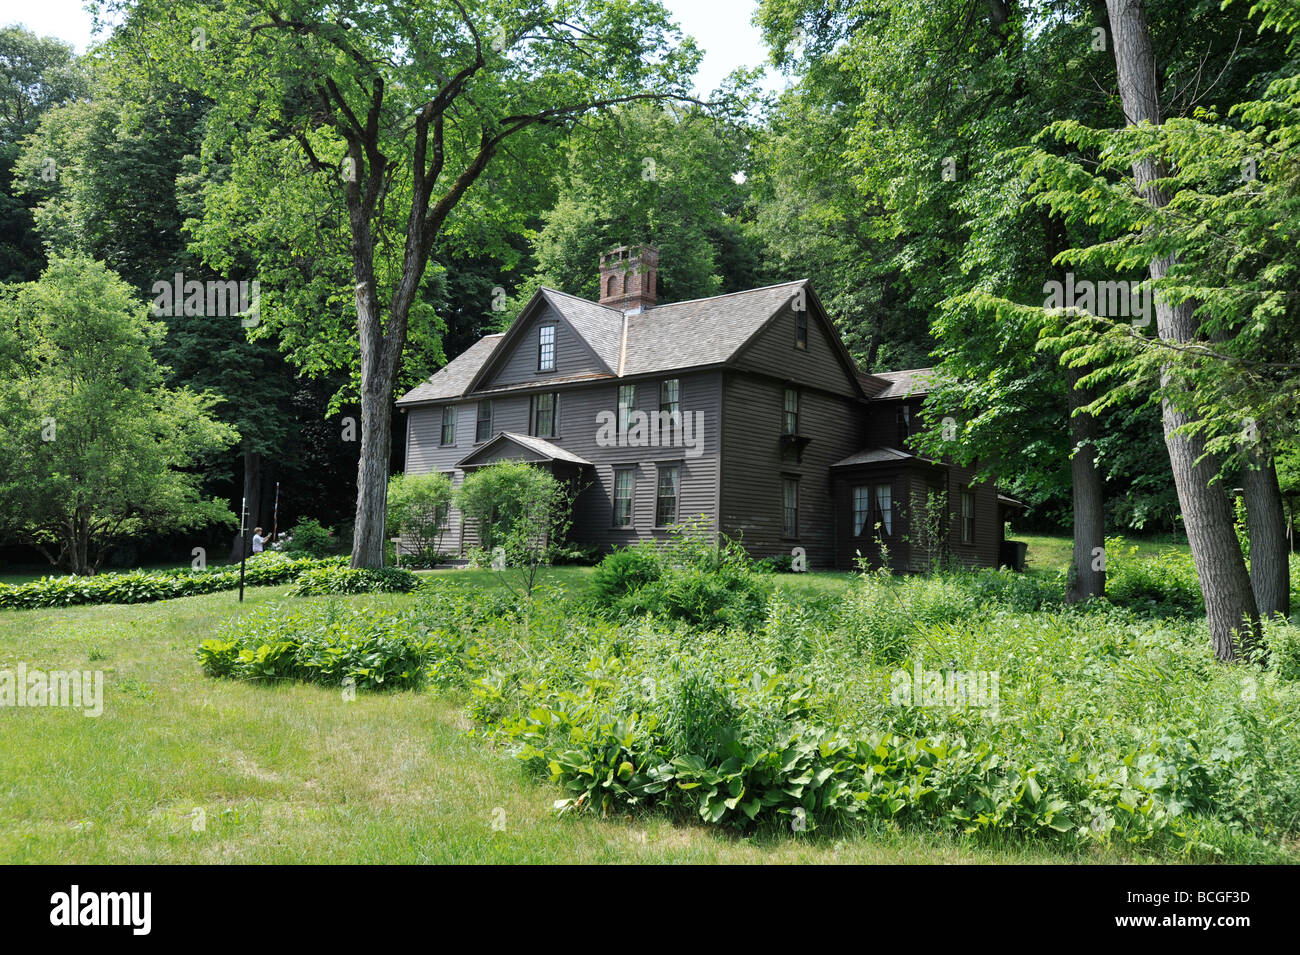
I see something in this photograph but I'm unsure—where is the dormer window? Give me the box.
[538,325,555,372]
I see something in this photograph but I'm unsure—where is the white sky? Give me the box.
[0,0,781,96]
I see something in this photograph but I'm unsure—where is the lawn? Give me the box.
[2,583,1103,864]
[1,534,1295,864]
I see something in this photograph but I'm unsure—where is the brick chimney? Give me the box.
[598,244,658,312]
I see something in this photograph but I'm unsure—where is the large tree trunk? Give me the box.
[1066,367,1106,602]
[351,378,394,568]
[1106,0,1259,660]
[1242,448,1290,619]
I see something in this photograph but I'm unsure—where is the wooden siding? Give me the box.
[717,371,864,569]
[480,301,610,388]
[403,371,722,555]
[731,302,860,398]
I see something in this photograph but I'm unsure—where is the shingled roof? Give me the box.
[538,288,625,371]
[868,367,935,400]
[397,279,861,405]
[620,280,807,376]
[396,333,502,405]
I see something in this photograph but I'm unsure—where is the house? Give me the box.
[396,244,1016,571]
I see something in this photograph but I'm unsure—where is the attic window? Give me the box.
[538,325,555,372]
[795,311,808,349]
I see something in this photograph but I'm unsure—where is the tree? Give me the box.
[387,471,453,559]
[453,461,575,597]
[521,99,758,312]
[0,257,238,573]
[0,26,87,282]
[117,0,703,568]
[1009,0,1299,656]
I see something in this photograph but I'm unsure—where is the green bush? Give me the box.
[591,543,662,602]
[600,524,771,631]
[291,566,419,596]
[280,518,338,558]
[0,553,346,609]
[198,601,429,690]
[1104,537,1202,613]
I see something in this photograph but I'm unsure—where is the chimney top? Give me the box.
[598,243,658,312]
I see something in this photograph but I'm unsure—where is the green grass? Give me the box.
[0,585,1135,864]
[1,534,1290,864]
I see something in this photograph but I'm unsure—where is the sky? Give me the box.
[0,0,781,96]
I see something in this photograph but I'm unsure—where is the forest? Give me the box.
[0,0,1297,656]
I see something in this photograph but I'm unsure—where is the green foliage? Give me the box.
[0,256,238,573]
[0,553,344,609]
[1104,537,1203,614]
[454,460,576,596]
[591,543,663,602]
[280,519,339,558]
[291,566,419,596]
[387,472,452,558]
[198,601,429,690]
[197,563,1300,856]
[607,525,771,630]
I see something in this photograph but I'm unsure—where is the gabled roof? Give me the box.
[454,431,593,469]
[830,446,938,468]
[399,278,868,406]
[868,368,935,400]
[396,334,503,405]
[620,280,809,377]
[539,288,624,371]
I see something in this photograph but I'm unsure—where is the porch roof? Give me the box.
[830,446,938,468]
[454,431,593,470]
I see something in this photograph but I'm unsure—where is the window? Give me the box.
[606,275,617,297]
[475,400,493,443]
[876,484,893,535]
[795,311,808,349]
[613,468,635,528]
[783,387,799,435]
[961,490,975,544]
[852,486,871,536]
[659,378,680,443]
[782,477,799,538]
[532,392,558,438]
[538,325,555,372]
[623,274,631,294]
[617,384,636,435]
[852,484,892,537]
[655,464,680,526]
[897,406,911,447]
[440,405,457,446]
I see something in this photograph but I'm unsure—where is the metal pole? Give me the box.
[238,496,248,602]
[271,482,280,544]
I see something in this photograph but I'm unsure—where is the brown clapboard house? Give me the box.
[396,244,1018,571]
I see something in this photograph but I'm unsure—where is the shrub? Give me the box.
[280,518,338,558]
[591,543,662,602]
[387,472,453,557]
[0,553,345,609]
[1104,537,1202,613]
[290,566,419,596]
[199,602,429,690]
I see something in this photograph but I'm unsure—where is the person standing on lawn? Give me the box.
[251,527,266,556]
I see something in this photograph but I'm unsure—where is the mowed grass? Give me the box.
[0,533,1266,864]
[0,584,1134,864]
